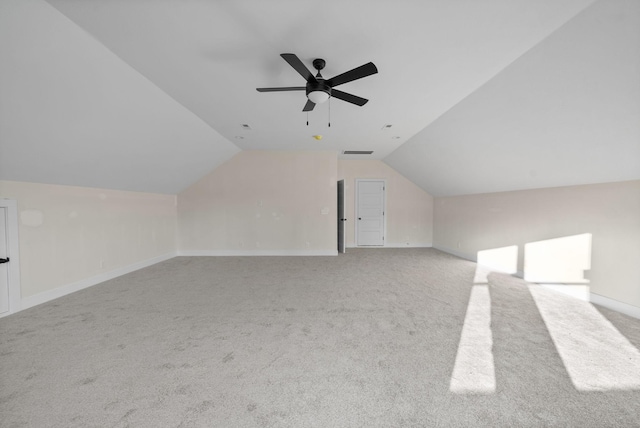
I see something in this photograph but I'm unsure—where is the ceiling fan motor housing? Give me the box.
[306,79,331,98]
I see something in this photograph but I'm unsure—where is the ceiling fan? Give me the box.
[257,53,378,112]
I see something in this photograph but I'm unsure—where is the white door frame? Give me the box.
[0,199,21,317]
[355,179,386,247]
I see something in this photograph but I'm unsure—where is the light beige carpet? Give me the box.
[1,248,640,427]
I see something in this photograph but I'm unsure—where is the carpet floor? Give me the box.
[1,248,640,427]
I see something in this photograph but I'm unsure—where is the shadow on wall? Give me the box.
[450,233,640,394]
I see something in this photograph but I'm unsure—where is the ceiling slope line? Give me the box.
[383,0,600,164]
[384,0,638,197]
[42,0,241,152]
[1,0,241,194]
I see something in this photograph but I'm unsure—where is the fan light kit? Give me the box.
[308,91,329,104]
[257,54,378,112]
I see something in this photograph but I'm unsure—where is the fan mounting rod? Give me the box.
[312,58,326,72]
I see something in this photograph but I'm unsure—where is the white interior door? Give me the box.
[0,207,10,314]
[356,180,385,246]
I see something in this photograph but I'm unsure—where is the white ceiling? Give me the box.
[2,0,638,196]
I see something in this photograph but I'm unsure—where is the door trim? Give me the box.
[355,179,386,247]
[0,199,21,317]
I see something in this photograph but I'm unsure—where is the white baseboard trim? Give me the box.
[20,252,177,312]
[382,243,433,248]
[345,244,433,249]
[590,293,640,319]
[178,249,338,256]
[434,246,527,277]
[433,246,476,262]
[540,284,591,302]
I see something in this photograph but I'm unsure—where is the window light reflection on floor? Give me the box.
[450,245,516,394]
[450,284,496,394]
[529,285,640,391]
[453,236,640,393]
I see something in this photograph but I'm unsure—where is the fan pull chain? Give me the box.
[328,96,331,127]
[306,112,309,126]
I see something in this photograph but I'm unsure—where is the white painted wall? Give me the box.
[433,180,640,309]
[338,160,433,248]
[178,151,338,255]
[0,181,177,301]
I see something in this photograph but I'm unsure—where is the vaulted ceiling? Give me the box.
[1,0,638,196]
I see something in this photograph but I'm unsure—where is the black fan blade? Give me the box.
[302,99,315,112]
[331,89,369,106]
[281,53,317,83]
[256,86,306,92]
[327,62,378,88]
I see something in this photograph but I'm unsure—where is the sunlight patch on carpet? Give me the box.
[450,284,495,394]
[529,285,640,391]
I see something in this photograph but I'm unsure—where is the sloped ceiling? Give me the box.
[0,0,239,194]
[385,0,640,196]
[2,0,638,196]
